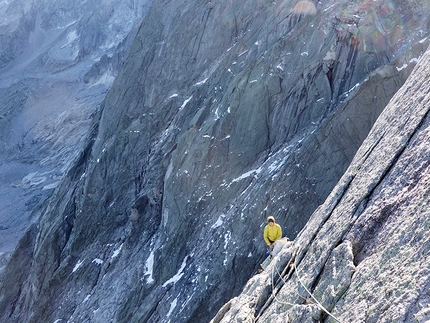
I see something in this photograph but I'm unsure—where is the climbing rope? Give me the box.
[270,256,295,307]
[269,250,342,323]
[292,260,341,323]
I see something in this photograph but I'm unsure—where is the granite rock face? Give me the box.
[0,0,429,323]
[213,46,430,323]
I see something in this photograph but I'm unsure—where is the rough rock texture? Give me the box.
[213,46,430,323]
[0,0,429,323]
[0,0,152,253]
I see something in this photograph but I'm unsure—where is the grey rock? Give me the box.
[214,45,430,323]
[0,0,152,253]
[0,0,430,323]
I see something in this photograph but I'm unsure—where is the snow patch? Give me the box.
[396,64,408,71]
[144,251,155,284]
[342,83,360,97]
[56,19,78,30]
[61,30,78,49]
[111,243,123,259]
[224,231,231,250]
[194,78,208,87]
[163,255,189,287]
[92,258,103,265]
[223,231,232,266]
[231,168,262,184]
[211,214,225,229]
[181,96,193,110]
[215,106,220,120]
[73,259,84,273]
[239,50,249,57]
[167,298,178,317]
[323,3,336,12]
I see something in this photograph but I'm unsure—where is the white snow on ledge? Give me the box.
[167,298,178,317]
[397,57,420,71]
[162,255,189,287]
[111,243,123,259]
[231,168,262,184]
[92,258,103,265]
[194,78,208,87]
[144,251,155,284]
[73,259,84,273]
[181,96,193,110]
[211,214,225,229]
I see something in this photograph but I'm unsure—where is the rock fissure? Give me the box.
[254,254,298,320]
[191,7,213,61]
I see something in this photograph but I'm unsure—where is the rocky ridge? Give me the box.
[212,46,430,323]
[0,0,429,322]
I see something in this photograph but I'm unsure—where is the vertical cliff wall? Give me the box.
[0,0,429,322]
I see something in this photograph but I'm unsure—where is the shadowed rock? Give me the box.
[0,0,429,323]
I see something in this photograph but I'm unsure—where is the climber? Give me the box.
[263,216,282,252]
[259,216,283,272]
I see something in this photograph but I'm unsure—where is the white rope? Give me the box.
[268,252,342,323]
[293,261,341,323]
[270,260,295,307]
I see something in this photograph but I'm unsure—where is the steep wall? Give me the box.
[212,45,430,323]
[0,0,152,254]
[0,0,429,322]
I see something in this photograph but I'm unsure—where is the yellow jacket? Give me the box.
[263,222,282,246]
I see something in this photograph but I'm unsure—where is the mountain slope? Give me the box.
[0,0,152,255]
[213,45,430,323]
[0,0,429,322]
